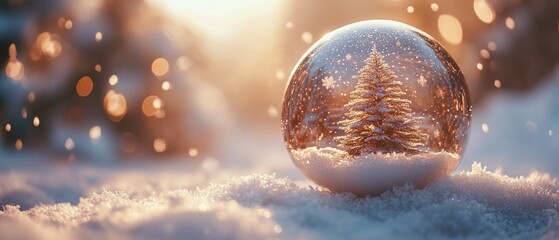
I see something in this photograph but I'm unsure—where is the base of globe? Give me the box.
[292,147,460,196]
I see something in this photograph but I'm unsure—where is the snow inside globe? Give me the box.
[281,20,472,196]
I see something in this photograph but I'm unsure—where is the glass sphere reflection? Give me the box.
[281,20,472,196]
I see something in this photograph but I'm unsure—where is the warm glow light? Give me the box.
[430,3,439,12]
[65,20,73,30]
[482,123,490,133]
[76,76,94,97]
[95,32,103,42]
[6,60,24,81]
[108,75,118,85]
[21,108,27,119]
[6,44,24,81]
[161,81,172,91]
[33,116,40,127]
[494,80,502,88]
[15,139,23,150]
[142,95,163,117]
[188,148,198,157]
[438,15,463,45]
[480,49,490,59]
[5,124,11,132]
[89,126,102,140]
[301,32,313,44]
[95,64,102,72]
[505,17,515,30]
[153,138,166,153]
[153,98,162,109]
[65,138,74,150]
[476,63,484,70]
[407,6,415,13]
[104,90,127,122]
[151,58,169,77]
[474,0,495,24]
[37,32,62,58]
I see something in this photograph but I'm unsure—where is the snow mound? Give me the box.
[292,147,460,196]
[1,162,558,239]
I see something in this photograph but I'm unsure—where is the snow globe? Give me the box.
[281,20,471,196]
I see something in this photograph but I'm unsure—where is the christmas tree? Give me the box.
[336,45,427,156]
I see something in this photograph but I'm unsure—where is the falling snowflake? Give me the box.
[322,76,335,89]
[417,75,427,87]
[345,53,352,61]
[434,129,440,138]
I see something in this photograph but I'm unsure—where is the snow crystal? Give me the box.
[292,147,459,196]
[321,76,335,90]
[417,75,427,87]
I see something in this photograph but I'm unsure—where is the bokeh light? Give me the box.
[505,17,515,30]
[76,76,94,97]
[438,14,463,45]
[188,148,198,157]
[108,75,118,85]
[104,90,127,122]
[473,0,495,24]
[5,44,24,81]
[407,6,415,14]
[151,58,170,77]
[33,117,40,127]
[142,95,164,117]
[36,32,62,58]
[301,32,313,45]
[430,3,439,12]
[15,139,23,150]
[153,138,167,153]
[89,126,102,140]
[65,138,75,150]
[95,32,103,42]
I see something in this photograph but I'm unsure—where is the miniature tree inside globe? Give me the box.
[281,20,472,196]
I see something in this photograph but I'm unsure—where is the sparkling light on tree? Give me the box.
[335,46,427,156]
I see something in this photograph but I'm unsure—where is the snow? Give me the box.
[0,162,558,239]
[292,147,459,196]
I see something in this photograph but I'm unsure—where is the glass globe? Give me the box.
[281,20,472,196]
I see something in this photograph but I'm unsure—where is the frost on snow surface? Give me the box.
[292,147,459,196]
[0,162,558,240]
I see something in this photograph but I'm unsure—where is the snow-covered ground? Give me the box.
[1,68,559,239]
[0,161,558,239]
